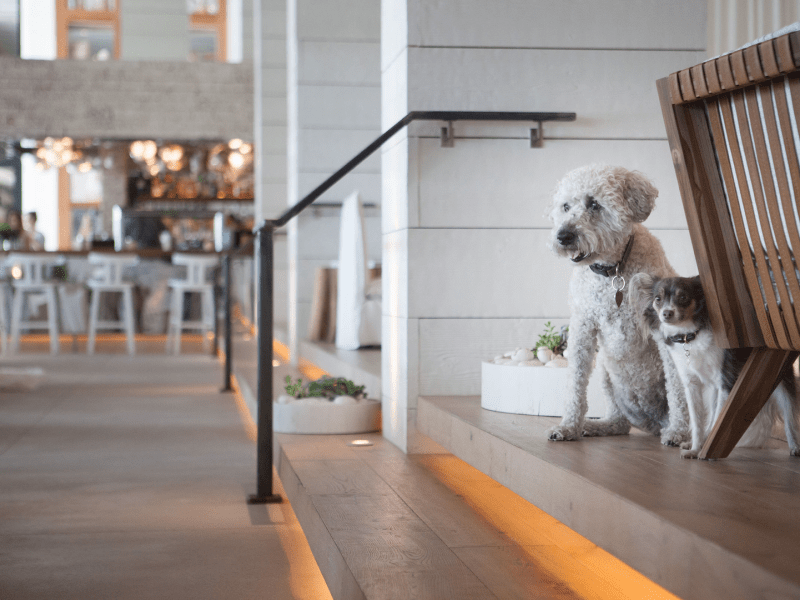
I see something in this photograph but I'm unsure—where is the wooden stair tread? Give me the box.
[417,395,800,600]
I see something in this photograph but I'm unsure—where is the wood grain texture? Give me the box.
[701,349,799,459]
[716,94,776,346]
[732,90,789,348]
[752,85,800,345]
[417,395,800,600]
[657,78,762,348]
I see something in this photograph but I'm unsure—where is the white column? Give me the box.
[381,0,707,453]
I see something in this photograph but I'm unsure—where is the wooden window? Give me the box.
[188,0,226,62]
[56,0,120,60]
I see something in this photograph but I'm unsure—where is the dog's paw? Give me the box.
[680,448,700,459]
[790,446,800,457]
[547,425,580,441]
[661,428,688,447]
[680,441,692,450]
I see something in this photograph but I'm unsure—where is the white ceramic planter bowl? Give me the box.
[481,362,605,418]
[273,399,381,434]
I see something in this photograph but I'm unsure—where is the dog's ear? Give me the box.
[690,276,710,328]
[623,170,658,223]
[629,273,659,339]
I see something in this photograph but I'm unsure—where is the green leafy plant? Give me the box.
[284,375,366,401]
[534,321,562,352]
[284,375,304,398]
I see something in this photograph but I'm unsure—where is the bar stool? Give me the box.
[167,253,218,354]
[86,252,138,355]
[7,253,61,355]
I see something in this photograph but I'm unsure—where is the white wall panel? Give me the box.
[406,47,706,138]
[416,138,688,230]
[383,228,409,318]
[297,212,381,260]
[298,85,382,129]
[297,0,380,42]
[652,229,699,277]
[406,0,706,52]
[419,317,570,396]
[299,172,381,203]
[298,129,382,172]
[299,41,381,84]
[407,229,572,319]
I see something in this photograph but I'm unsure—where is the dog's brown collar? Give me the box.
[589,235,635,278]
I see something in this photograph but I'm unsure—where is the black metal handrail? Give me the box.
[246,110,576,504]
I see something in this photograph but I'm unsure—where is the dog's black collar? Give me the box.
[666,330,700,345]
[589,234,635,278]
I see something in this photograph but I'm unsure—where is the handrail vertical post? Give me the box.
[248,222,281,504]
[221,253,233,392]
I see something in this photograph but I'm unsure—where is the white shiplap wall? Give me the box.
[286,0,381,354]
[381,0,707,453]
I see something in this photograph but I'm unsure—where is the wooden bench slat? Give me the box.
[690,65,709,98]
[679,69,696,102]
[746,86,800,345]
[732,90,789,347]
[744,45,765,82]
[759,40,781,78]
[717,55,736,91]
[668,72,684,104]
[704,60,722,94]
[731,50,750,86]
[713,95,779,347]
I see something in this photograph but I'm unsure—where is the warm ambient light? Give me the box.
[347,440,373,447]
[228,138,243,150]
[272,359,280,367]
[10,265,23,279]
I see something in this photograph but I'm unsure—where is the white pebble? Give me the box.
[519,359,543,367]
[512,348,535,362]
[537,347,554,363]
[333,395,358,405]
[546,357,569,368]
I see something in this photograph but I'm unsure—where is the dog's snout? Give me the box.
[557,229,576,247]
[661,309,674,322]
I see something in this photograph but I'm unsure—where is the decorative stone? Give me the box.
[546,357,568,368]
[520,359,543,367]
[333,395,358,405]
[536,347,554,363]
[276,394,294,404]
[512,348,535,362]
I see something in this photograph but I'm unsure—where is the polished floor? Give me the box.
[0,341,331,600]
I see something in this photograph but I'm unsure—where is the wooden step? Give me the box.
[417,395,800,600]
[275,432,681,600]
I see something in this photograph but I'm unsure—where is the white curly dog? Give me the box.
[546,164,689,446]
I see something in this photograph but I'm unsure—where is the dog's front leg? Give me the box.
[547,319,597,441]
[681,377,708,459]
[581,368,631,437]
[657,342,690,447]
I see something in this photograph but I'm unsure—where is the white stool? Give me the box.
[87,252,138,355]
[167,253,218,354]
[7,253,62,355]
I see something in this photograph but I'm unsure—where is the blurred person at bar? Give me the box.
[24,212,45,250]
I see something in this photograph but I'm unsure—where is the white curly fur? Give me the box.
[546,164,690,445]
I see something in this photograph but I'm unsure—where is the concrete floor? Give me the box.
[0,344,331,600]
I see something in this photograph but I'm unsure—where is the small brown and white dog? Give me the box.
[632,274,800,458]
